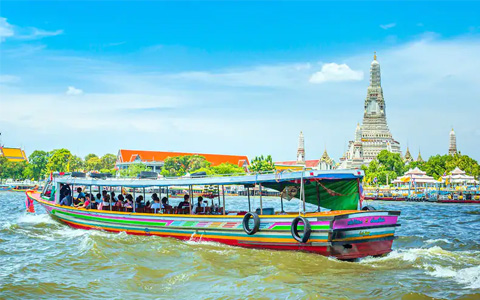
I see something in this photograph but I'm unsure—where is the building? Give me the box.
[116,149,249,172]
[449,128,457,156]
[392,167,437,187]
[417,150,424,162]
[404,147,413,163]
[339,53,402,169]
[275,132,335,170]
[296,131,305,165]
[0,147,28,162]
[442,167,478,186]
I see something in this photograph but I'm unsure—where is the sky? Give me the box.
[1,1,480,163]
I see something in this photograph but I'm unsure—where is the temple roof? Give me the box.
[0,147,27,162]
[117,149,249,167]
[320,149,333,164]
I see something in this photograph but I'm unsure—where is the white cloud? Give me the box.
[66,86,83,95]
[0,75,20,83]
[309,63,364,83]
[0,17,63,42]
[0,17,14,42]
[380,23,396,30]
[16,28,63,40]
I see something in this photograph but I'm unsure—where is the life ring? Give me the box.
[291,216,311,243]
[362,205,376,211]
[242,212,260,235]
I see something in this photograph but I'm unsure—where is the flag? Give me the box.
[49,172,53,182]
[373,177,378,184]
[412,178,416,187]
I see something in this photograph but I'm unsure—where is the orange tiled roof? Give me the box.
[118,149,249,166]
[275,160,320,168]
[0,147,27,162]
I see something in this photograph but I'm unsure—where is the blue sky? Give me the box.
[1,1,480,162]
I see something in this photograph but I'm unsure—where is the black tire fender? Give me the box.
[362,205,377,211]
[291,216,311,243]
[242,212,260,235]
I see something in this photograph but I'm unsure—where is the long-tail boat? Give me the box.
[26,170,401,260]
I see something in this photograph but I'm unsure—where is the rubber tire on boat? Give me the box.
[361,205,376,211]
[291,216,311,243]
[242,212,260,235]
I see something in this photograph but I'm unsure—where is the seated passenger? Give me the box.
[150,198,161,213]
[76,187,85,199]
[110,192,117,203]
[88,194,98,209]
[102,195,111,207]
[177,194,190,211]
[192,196,206,214]
[95,193,102,204]
[161,197,169,208]
[75,194,92,209]
[59,194,73,206]
[136,195,144,208]
[124,194,133,208]
[115,194,124,207]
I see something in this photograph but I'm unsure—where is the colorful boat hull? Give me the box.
[28,191,400,259]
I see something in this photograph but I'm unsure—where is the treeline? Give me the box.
[0,149,116,181]
[362,150,480,185]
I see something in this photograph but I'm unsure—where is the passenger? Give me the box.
[88,194,98,209]
[136,195,144,208]
[123,194,133,208]
[115,194,124,207]
[75,194,92,209]
[161,197,169,208]
[102,195,111,207]
[59,194,73,206]
[192,196,206,214]
[150,198,161,213]
[177,194,190,210]
[59,184,71,202]
[96,193,102,203]
[110,192,117,202]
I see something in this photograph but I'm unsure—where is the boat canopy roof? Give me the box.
[53,169,364,187]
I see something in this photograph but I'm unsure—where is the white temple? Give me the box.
[448,128,457,156]
[296,131,305,165]
[339,52,402,169]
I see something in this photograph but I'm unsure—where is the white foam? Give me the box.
[17,213,56,225]
[425,239,451,244]
[427,264,480,289]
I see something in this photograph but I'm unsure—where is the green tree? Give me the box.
[46,148,73,172]
[84,153,98,161]
[69,155,84,171]
[25,150,49,180]
[211,162,246,175]
[119,163,149,177]
[85,156,103,171]
[249,155,275,173]
[363,150,405,185]
[160,155,211,177]
[100,153,117,170]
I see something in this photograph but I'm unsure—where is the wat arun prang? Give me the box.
[339,53,402,169]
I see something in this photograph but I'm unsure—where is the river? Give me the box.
[0,192,479,299]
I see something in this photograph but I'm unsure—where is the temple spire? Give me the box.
[296,131,305,165]
[373,51,377,61]
[449,128,457,156]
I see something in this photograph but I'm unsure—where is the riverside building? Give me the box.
[339,53,402,169]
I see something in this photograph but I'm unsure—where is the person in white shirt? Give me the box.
[150,198,161,213]
[192,196,206,214]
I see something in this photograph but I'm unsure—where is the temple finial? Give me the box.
[373,51,377,60]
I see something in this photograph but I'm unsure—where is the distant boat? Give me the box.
[0,184,12,191]
[27,170,401,260]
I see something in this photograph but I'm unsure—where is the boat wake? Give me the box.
[361,246,480,289]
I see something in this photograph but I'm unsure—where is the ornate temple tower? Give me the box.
[449,128,457,156]
[296,131,305,165]
[404,147,413,163]
[339,52,402,169]
[417,150,424,162]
